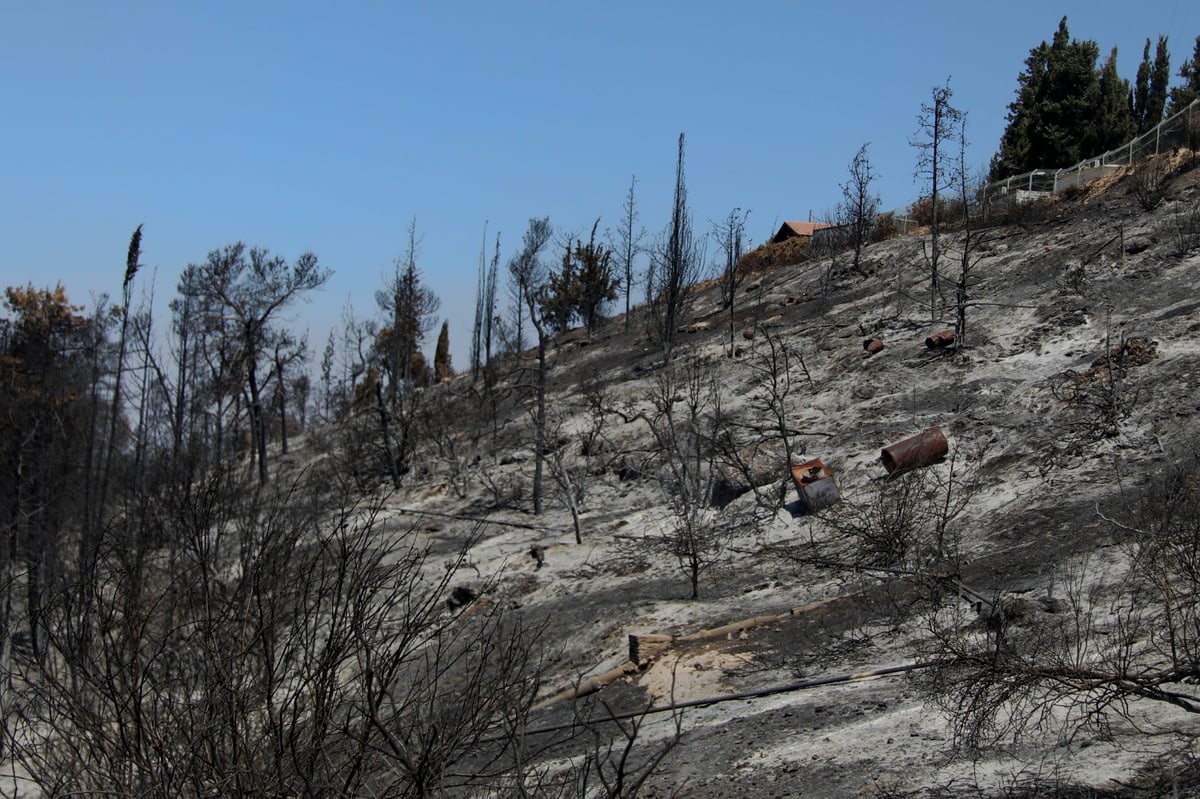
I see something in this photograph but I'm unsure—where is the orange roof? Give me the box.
[771,221,835,243]
[779,221,833,237]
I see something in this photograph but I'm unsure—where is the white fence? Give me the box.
[870,98,1198,235]
[982,97,1200,201]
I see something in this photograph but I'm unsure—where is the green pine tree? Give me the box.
[991,17,1101,178]
[991,36,1049,179]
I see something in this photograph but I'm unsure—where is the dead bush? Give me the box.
[782,455,978,576]
[919,445,1200,754]
[985,195,1059,227]
[615,357,752,599]
[7,467,548,796]
[1173,195,1200,255]
[1056,259,1091,297]
[873,211,903,241]
[1046,334,1149,462]
[909,195,966,228]
[1129,156,1172,211]
[737,237,812,273]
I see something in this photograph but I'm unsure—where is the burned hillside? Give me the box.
[373,156,1200,797]
[3,155,1200,797]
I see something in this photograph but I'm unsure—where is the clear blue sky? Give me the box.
[2,1,1196,366]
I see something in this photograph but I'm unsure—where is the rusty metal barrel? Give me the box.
[925,330,955,349]
[863,337,884,354]
[880,426,948,476]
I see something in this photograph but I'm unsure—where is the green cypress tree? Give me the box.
[434,320,452,382]
[1145,36,1172,131]
[1093,47,1135,153]
[1168,35,1200,113]
[1134,39,1153,129]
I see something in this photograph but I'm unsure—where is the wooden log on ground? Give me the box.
[629,633,674,665]
[531,661,639,711]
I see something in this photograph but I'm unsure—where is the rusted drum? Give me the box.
[790,458,840,512]
[925,330,955,349]
[880,426,948,476]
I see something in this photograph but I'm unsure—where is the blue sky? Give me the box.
[2,1,1196,366]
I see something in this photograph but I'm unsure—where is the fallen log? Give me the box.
[531,660,640,711]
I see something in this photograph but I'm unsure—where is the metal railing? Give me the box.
[860,99,1197,239]
[982,98,1200,202]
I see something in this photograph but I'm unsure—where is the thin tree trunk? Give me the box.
[555,462,583,544]
[375,378,402,489]
[247,354,269,485]
[533,332,546,515]
[278,383,289,456]
[100,297,131,519]
[172,308,189,467]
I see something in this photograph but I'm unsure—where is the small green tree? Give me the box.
[542,243,578,336]
[542,220,618,337]
[369,222,440,487]
[434,319,452,382]
[375,219,440,395]
[571,220,618,335]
